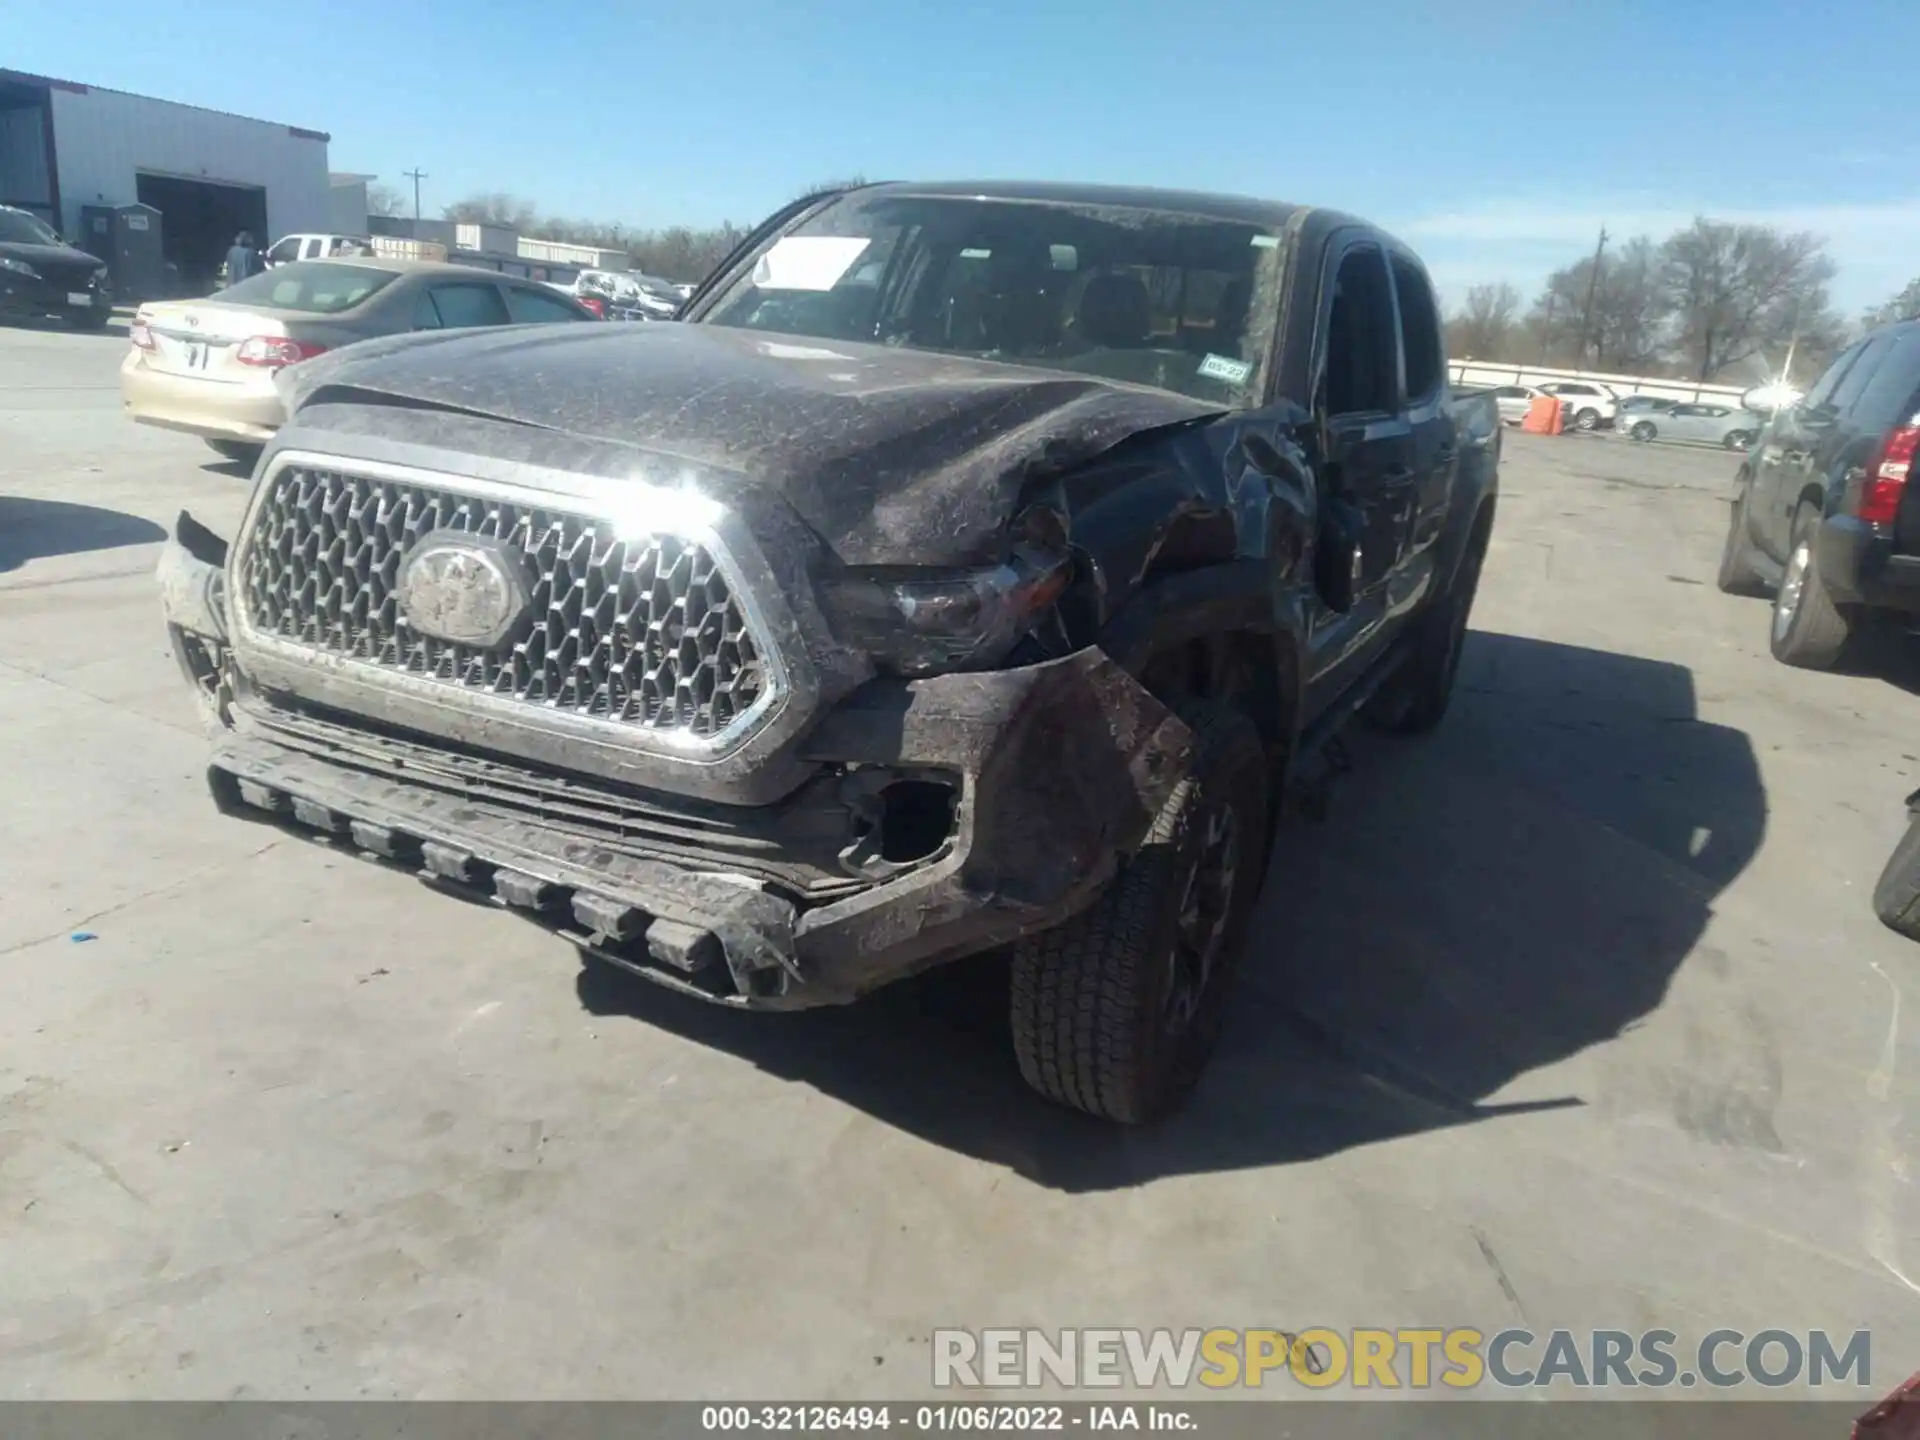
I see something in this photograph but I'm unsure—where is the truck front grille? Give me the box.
[239,463,772,743]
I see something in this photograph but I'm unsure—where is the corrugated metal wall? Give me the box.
[48,86,330,239]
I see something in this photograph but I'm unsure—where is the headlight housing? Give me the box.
[0,257,40,279]
[819,544,1070,677]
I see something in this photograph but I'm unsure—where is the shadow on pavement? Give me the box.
[0,315,128,340]
[0,497,165,572]
[578,631,1767,1191]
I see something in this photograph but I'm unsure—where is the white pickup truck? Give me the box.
[264,234,449,267]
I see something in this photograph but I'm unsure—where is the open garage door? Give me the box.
[135,171,267,296]
[0,74,59,226]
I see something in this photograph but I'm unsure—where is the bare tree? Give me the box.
[442,192,542,231]
[1520,278,1586,367]
[1659,219,1839,381]
[366,182,407,218]
[1864,276,1920,330]
[1444,283,1522,360]
[1519,236,1670,371]
[1590,236,1669,371]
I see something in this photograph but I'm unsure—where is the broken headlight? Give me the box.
[819,545,1070,677]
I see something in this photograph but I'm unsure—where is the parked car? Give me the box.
[629,273,683,319]
[1873,789,1920,941]
[1624,401,1758,450]
[155,180,1500,1122]
[548,268,658,320]
[1717,317,1920,668]
[122,258,599,460]
[1487,383,1546,425]
[1616,394,1678,420]
[1536,380,1618,431]
[0,203,112,329]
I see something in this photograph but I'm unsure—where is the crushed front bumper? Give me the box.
[158,515,1192,1009]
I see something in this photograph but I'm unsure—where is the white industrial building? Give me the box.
[0,67,333,293]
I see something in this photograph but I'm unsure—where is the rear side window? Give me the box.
[1845,330,1920,431]
[216,262,397,313]
[503,286,594,324]
[1324,246,1399,415]
[1829,334,1895,416]
[1802,341,1866,411]
[417,282,511,329]
[1389,255,1442,399]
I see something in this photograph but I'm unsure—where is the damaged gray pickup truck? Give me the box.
[158,181,1499,1122]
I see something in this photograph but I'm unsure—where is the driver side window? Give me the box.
[1323,246,1399,417]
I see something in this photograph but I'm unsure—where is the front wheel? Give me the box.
[1770,503,1856,668]
[1715,480,1770,597]
[1630,421,1657,442]
[1724,430,1755,451]
[1010,701,1269,1123]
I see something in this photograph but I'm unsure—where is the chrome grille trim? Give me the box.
[229,450,792,758]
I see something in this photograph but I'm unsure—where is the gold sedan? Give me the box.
[121,258,600,460]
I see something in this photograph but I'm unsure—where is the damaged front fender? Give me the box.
[156,509,232,731]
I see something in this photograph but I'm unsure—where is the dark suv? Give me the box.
[1719,320,1920,668]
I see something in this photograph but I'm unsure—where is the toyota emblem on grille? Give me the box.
[396,531,534,648]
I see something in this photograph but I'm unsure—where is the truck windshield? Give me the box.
[699,191,1287,406]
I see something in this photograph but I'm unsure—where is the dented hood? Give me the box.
[281,322,1221,566]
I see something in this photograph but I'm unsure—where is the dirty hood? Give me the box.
[281,321,1221,566]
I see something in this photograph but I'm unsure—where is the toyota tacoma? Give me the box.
[157,181,1500,1122]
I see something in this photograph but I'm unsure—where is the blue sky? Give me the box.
[13,0,1920,315]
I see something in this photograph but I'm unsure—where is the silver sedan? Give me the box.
[122,259,600,458]
[1622,401,1760,450]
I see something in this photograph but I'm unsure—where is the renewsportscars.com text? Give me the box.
[931,1327,1873,1390]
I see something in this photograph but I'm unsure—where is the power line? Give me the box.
[402,168,428,222]
[1578,226,1609,366]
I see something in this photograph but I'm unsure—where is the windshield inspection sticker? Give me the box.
[1198,353,1253,385]
[751,236,872,291]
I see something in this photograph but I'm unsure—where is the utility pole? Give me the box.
[1577,225,1608,368]
[403,168,428,222]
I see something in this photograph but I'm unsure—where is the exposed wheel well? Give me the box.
[1138,629,1296,763]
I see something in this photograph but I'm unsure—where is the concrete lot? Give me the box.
[1,323,1915,1400]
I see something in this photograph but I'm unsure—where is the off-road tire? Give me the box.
[1366,512,1490,735]
[1010,701,1269,1124]
[1873,810,1920,941]
[1770,503,1855,669]
[1716,480,1770,597]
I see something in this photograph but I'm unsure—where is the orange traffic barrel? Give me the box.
[1522,395,1564,434]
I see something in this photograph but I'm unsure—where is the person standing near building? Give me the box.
[223,231,261,288]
